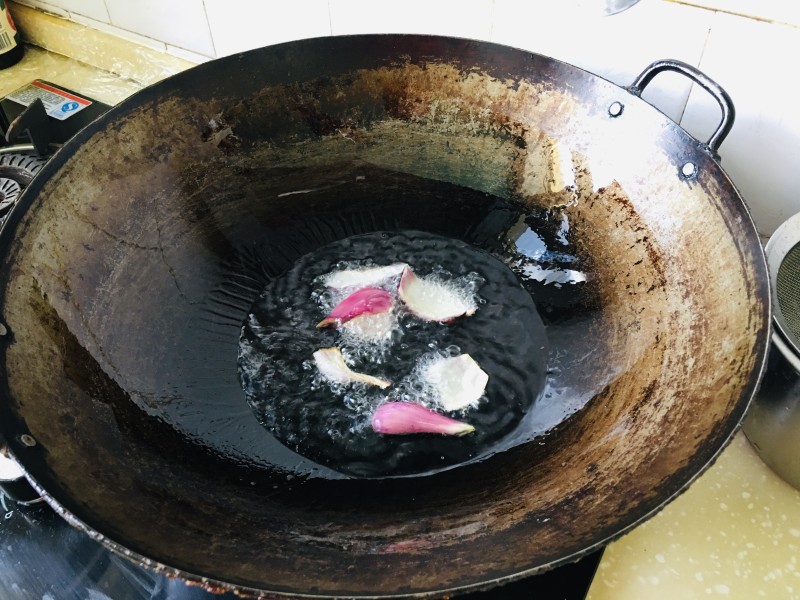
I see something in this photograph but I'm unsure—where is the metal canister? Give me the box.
[0,0,23,70]
[744,211,800,489]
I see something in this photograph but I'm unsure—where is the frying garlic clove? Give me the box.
[317,287,394,329]
[340,310,396,343]
[323,263,408,290]
[422,354,489,411]
[371,402,475,436]
[397,267,477,323]
[313,347,391,389]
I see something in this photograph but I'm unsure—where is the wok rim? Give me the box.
[0,33,772,598]
[8,420,761,599]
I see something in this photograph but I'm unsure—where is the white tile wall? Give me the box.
[683,11,800,235]
[13,0,69,19]
[68,11,168,52]
[329,0,493,39]
[103,0,215,56]
[164,43,213,64]
[15,0,107,21]
[13,0,215,55]
[204,0,330,57]
[491,0,715,123]
[668,0,800,27]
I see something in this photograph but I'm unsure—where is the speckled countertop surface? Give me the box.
[589,434,800,599]
[2,13,800,600]
[0,45,141,104]
[1,2,195,102]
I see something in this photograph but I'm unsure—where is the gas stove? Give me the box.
[0,145,45,227]
[0,79,111,225]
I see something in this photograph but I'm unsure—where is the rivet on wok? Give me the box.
[19,434,36,447]
[0,323,6,337]
[681,162,698,179]
[608,101,624,117]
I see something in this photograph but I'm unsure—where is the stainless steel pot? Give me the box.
[744,211,800,489]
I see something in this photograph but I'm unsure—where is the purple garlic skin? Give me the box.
[317,287,394,329]
[371,401,475,436]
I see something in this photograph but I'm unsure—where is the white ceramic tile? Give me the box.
[61,0,109,22]
[205,0,331,57]
[667,0,800,27]
[12,0,69,19]
[13,0,109,21]
[491,0,715,123]
[681,12,800,236]
[329,0,494,40]
[104,0,214,56]
[68,11,167,52]
[165,43,211,63]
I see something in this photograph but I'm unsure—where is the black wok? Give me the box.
[0,36,769,597]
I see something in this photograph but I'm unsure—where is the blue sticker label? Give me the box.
[61,101,80,113]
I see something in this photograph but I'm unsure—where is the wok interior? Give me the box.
[0,37,768,596]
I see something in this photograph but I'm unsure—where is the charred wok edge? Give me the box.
[9,411,767,600]
[0,34,771,598]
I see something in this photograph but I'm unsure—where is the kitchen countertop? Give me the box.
[2,3,800,598]
[0,44,142,105]
[590,434,800,599]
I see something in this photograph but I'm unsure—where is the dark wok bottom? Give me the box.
[70,162,603,481]
[4,161,617,595]
[239,229,550,478]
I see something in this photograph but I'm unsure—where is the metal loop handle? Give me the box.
[628,59,735,155]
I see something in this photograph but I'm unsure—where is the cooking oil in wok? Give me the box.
[186,163,603,480]
[238,231,548,477]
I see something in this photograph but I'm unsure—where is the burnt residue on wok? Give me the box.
[0,35,769,597]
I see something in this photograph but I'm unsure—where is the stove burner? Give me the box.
[0,179,21,215]
[0,146,48,224]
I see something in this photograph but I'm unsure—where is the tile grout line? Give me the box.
[676,10,715,127]
[488,0,495,42]
[100,0,111,26]
[199,0,217,58]
[664,0,800,29]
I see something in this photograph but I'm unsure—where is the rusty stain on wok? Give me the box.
[0,35,769,597]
